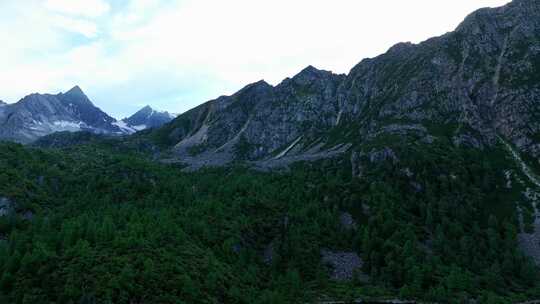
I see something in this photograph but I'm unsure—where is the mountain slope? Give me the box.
[148,0,540,171]
[1,132,539,303]
[150,67,346,168]
[340,0,540,153]
[1,1,540,302]
[0,86,124,143]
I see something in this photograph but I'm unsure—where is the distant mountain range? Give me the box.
[0,86,175,143]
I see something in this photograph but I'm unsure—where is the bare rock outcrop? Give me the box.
[321,249,365,281]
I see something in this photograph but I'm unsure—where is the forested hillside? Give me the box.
[2,1,540,303]
[0,135,538,303]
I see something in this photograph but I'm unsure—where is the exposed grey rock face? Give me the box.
[368,147,398,164]
[350,151,363,177]
[339,212,358,231]
[119,105,175,133]
[263,241,275,265]
[518,188,540,265]
[21,211,34,221]
[0,197,33,221]
[0,86,125,143]
[0,197,14,216]
[152,67,347,168]
[250,143,352,172]
[453,134,484,149]
[349,147,399,178]
[339,0,540,154]
[152,0,540,168]
[321,249,364,281]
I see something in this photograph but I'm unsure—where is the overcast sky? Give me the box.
[0,0,511,118]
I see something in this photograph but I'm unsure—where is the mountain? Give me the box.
[2,1,540,302]
[114,105,175,133]
[149,0,540,171]
[0,86,124,143]
[150,67,347,168]
[0,87,176,143]
[144,0,540,268]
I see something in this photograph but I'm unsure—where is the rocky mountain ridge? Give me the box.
[148,0,540,171]
[0,86,122,143]
[0,87,174,143]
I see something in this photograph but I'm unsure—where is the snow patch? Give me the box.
[28,120,85,133]
[113,120,149,134]
[113,120,137,134]
[132,124,147,131]
[53,120,82,129]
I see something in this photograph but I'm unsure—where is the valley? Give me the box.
[1,0,540,303]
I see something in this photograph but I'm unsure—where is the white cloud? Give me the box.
[44,0,110,18]
[52,15,99,38]
[107,0,512,90]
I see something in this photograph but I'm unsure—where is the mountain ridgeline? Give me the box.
[1,1,540,303]
[147,0,540,171]
[0,86,121,143]
[0,87,174,143]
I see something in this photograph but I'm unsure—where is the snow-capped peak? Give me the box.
[120,105,175,132]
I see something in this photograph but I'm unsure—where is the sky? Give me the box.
[0,0,511,119]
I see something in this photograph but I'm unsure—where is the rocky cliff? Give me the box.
[150,0,540,170]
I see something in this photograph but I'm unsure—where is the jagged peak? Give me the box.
[59,85,95,106]
[387,42,415,53]
[136,105,173,116]
[291,65,340,82]
[235,80,272,95]
[65,85,85,97]
[295,65,324,77]
[455,0,540,34]
[131,105,154,116]
[300,65,320,73]
[124,105,174,121]
[250,79,271,88]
